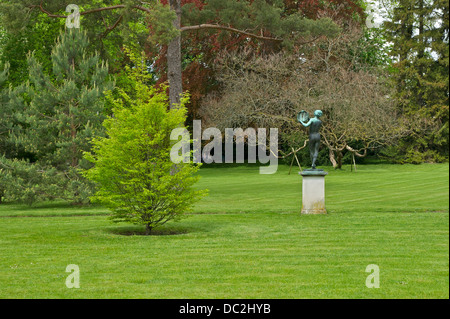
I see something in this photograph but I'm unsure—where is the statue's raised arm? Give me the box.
[300,118,313,128]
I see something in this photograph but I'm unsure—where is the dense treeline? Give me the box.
[384,0,449,163]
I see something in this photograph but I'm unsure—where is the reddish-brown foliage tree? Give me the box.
[148,0,365,121]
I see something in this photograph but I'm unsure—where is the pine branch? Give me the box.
[32,3,285,43]
[180,24,283,42]
[102,15,124,39]
[31,3,327,47]
[30,1,151,19]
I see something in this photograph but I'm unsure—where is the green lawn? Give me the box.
[0,163,448,298]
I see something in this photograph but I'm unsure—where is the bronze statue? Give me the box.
[297,110,323,169]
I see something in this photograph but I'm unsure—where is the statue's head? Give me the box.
[314,110,323,117]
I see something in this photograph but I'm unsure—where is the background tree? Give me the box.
[1,0,341,109]
[0,29,113,204]
[0,13,63,87]
[383,0,449,163]
[0,63,9,203]
[200,19,408,169]
[83,55,207,235]
[153,0,343,115]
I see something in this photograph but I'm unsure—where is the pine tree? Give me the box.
[0,29,113,205]
[384,0,449,162]
[0,63,9,143]
[0,63,10,203]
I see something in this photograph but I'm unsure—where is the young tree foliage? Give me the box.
[83,54,207,235]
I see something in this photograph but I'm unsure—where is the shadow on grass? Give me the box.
[104,217,222,236]
[106,225,191,236]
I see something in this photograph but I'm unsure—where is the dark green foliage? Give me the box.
[0,156,94,205]
[0,29,113,205]
[0,64,9,203]
[181,0,341,48]
[384,0,449,162]
[0,14,64,87]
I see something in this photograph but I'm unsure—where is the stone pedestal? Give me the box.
[300,169,328,214]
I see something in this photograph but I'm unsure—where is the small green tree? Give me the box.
[83,55,207,234]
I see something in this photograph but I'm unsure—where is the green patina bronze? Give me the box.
[297,110,323,170]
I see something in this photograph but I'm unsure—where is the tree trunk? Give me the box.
[145,223,152,235]
[336,151,343,169]
[329,149,338,169]
[168,0,182,109]
[329,149,343,169]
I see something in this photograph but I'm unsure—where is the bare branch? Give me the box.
[272,139,309,159]
[345,145,368,157]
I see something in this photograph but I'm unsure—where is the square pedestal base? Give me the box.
[300,170,328,214]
